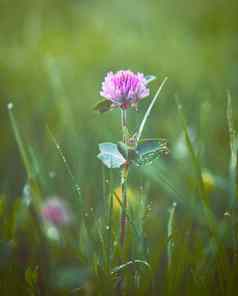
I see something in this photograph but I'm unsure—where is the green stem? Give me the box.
[120,109,128,249]
[107,168,113,269]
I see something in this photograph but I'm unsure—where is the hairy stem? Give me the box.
[120,109,128,249]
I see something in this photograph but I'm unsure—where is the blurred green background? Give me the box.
[1,0,238,202]
[1,0,238,294]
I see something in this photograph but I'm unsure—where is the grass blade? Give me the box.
[176,98,217,232]
[227,93,237,209]
[175,98,206,205]
[47,127,81,199]
[8,102,32,179]
[136,77,168,142]
[167,202,177,268]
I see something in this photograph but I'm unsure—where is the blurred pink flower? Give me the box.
[41,198,70,225]
[100,70,150,109]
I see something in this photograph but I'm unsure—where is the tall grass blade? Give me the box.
[8,102,42,206]
[47,127,81,199]
[176,98,218,233]
[136,77,168,142]
[227,93,237,209]
[8,102,32,179]
[167,202,176,268]
[175,98,206,205]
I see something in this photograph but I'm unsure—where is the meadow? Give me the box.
[1,0,238,295]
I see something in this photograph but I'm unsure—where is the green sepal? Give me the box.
[93,99,113,113]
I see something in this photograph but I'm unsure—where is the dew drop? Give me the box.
[49,171,56,178]
[75,185,81,193]
[8,102,13,110]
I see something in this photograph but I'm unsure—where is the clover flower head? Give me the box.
[41,198,71,226]
[100,70,150,109]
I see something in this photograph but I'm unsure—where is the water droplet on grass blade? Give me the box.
[7,102,13,110]
[49,171,56,178]
[22,184,32,206]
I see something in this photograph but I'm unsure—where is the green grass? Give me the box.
[2,79,238,295]
[1,0,238,295]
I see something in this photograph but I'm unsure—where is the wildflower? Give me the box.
[100,70,150,109]
[41,198,71,226]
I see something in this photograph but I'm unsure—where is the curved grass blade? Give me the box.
[136,77,168,142]
[112,259,151,274]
